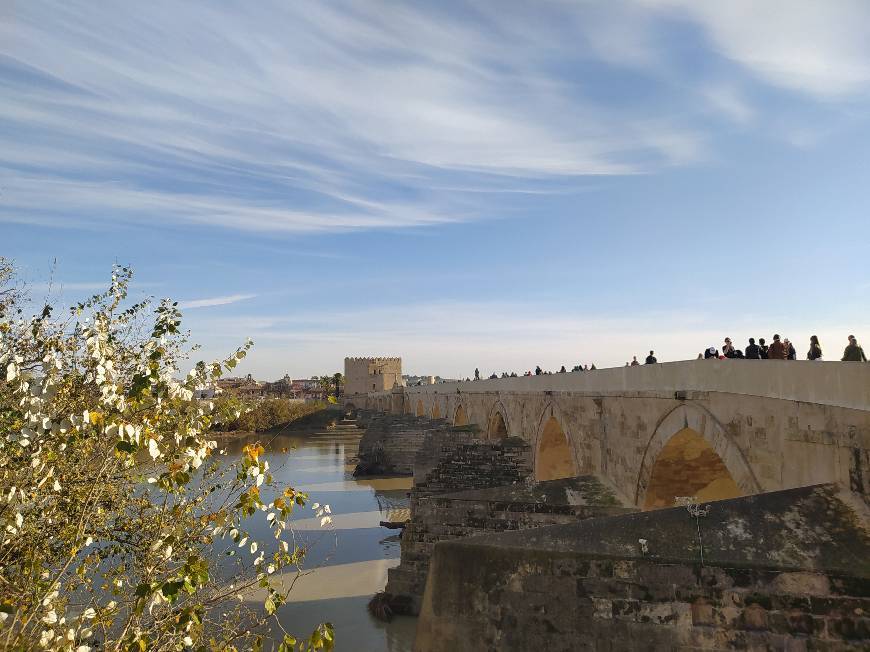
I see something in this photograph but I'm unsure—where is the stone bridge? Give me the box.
[347,360,870,509]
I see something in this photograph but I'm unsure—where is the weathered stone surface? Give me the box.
[353,411,458,476]
[414,484,870,651]
[384,421,634,616]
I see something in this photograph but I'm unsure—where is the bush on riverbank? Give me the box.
[0,260,333,651]
[213,397,329,432]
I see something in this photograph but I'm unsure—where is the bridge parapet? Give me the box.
[390,359,869,412]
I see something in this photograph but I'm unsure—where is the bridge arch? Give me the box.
[415,399,425,418]
[453,404,468,427]
[635,403,762,510]
[486,401,510,440]
[431,401,442,419]
[534,404,578,481]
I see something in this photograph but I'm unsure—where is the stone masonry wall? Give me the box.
[419,549,870,651]
[384,431,535,614]
[414,484,870,651]
[353,412,455,475]
[386,475,632,616]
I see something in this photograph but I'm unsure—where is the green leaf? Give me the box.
[128,373,149,398]
[115,440,136,454]
[160,580,183,600]
[264,595,276,615]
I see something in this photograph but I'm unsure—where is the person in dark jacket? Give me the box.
[645,350,657,364]
[842,335,867,361]
[745,338,761,359]
[704,347,718,359]
[759,338,769,359]
[807,335,822,361]
[535,365,542,375]
[784,338,797,360]
[767,334,787,359]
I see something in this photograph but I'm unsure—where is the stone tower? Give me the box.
[344,357,403,397]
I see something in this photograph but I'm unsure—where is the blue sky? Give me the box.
[2,1,869,378]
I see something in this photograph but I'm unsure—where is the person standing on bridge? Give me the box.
[842,335,867,361]
[807,335,823,361]
[474,368,480,381]
[631,356,640,366]
[723,338,736,358]
[759,337,769,359]
[645,351,657,364]
[767,334,787,359]
[784,338,797,360]
[535,365,543,375]
[745,338,761,359]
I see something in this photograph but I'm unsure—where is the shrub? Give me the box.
[214,399,326,433]
[0,261,333,651]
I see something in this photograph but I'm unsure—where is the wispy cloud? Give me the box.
[3,1,867,236]
[0,1,713,234]
[179,294,257,309]
[645,0,870,98]
[702,84,754,125]
[28,280,161,292]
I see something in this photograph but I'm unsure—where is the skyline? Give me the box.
[3,1,870,378]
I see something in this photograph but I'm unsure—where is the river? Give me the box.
[219,424,417,651]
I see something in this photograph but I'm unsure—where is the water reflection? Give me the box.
[216,428,416,651]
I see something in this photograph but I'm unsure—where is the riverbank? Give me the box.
[211,403,347,439]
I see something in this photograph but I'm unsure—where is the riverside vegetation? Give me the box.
[0,259,334,651]
[211,399,330,434]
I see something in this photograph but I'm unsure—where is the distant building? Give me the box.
[213,373,333,402]
[344,357,403,396]
[216,373,265,399]
[193,387,220,400]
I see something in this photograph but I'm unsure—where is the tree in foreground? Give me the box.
[0,261,334,651]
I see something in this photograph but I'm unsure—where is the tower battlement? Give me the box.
[344,356,402,362]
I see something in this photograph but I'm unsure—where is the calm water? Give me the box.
[219,426,417,651]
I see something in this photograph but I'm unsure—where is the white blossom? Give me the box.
[39,630,54,647]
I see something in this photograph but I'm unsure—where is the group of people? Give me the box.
[472,363,599,380]
[627,351,657,366]
[467,335,866,381]
[699,334,866,362]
